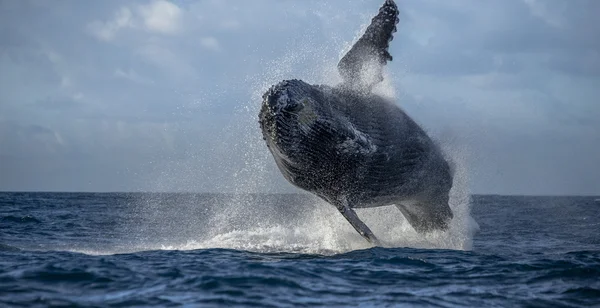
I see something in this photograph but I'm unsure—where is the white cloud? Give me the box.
[138,0,183,35]
[114,68,154,85]
[220,19,241,30]
[60,76,71,88]
[135,43,197,82]
[87,0,182,42]
[87,7,134,41]
[199,37,221,51]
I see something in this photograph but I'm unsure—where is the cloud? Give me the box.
[2,0,599,194]
[199,37,221,51]
[0,122,66,156]
[135,42,198,83]
[87,7,134,41]
[547,50,600,78]
[138,0,182,35]
[522,0,566,28]
[114,68,154,85]
[396,0,600,80]
[34,95,82,111]
[219,19,241,30]
[87,0,182,42]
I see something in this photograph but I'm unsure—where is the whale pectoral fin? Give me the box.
[395,200,453,233]
[335,200,381,246]
[337,0,399,92]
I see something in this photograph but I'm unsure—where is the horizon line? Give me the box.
[0,191,599,198]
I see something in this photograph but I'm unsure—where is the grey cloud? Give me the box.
[114,68,155,85]
[34,96,82,111]
[547,51,600,77]
[0,0,599,194]
[0,122,65,158]
[398,49,496,76]
[87,7,135,42]
[22,124,54,136]
[396,0,600,79]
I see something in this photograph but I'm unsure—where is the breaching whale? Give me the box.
[258,0,453,245]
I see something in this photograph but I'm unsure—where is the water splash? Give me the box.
[189,142,478,255]
[124,4,478,256]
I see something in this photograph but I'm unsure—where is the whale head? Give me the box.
[259,79,328,172]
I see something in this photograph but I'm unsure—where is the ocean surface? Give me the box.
[1,192,599,307]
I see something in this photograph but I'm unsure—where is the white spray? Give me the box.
[102,4,480,256]
[181,15,479,255]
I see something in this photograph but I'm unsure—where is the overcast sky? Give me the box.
[0,0,598,195]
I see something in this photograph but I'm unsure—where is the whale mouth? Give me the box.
[259,79,324,168]
[263,86,305,115]
[260,84,311,142]
[259,92,298,149]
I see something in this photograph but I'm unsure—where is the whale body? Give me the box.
[259,0,453,244]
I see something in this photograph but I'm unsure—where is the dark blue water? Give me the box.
[1,192,599,307]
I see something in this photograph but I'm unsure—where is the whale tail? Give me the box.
[395,197,453,233]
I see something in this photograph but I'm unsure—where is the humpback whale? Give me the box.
[258,0,453,245]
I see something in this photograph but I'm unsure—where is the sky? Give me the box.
[0,0,598,195]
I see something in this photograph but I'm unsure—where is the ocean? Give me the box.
[1,192,599,307]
